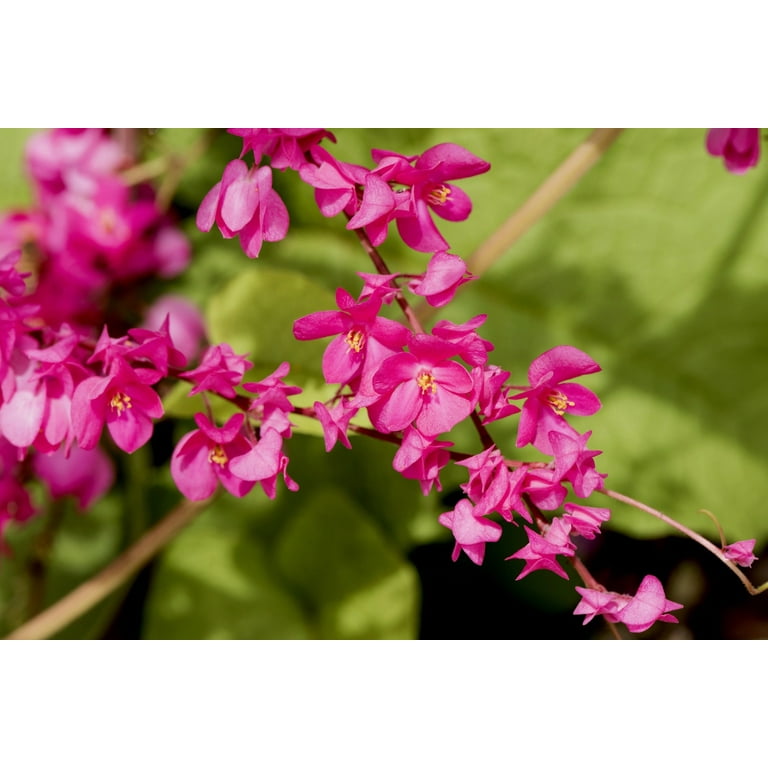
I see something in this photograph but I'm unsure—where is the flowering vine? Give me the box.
[1,127,766,640]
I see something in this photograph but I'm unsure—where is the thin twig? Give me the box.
[600,488,768,597]
[4,498,208,640]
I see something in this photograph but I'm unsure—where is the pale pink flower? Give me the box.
[722,539,758,568]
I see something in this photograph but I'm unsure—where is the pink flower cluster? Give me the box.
[0,129,305,553]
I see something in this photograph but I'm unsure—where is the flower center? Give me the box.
[208,444,228,466]
[546,390,575,416]
[109,391,132,414]
[417,370,437,395]
[426,184,451,206]
[345,329,366,353]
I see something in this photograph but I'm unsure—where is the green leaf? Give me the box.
[273,486,420,639]
[143,505,309,639]
[206,264,336,382]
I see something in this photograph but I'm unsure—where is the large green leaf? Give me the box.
[273,486,419,639]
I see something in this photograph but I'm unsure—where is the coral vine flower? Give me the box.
[368,334,475,436]
[512,345,601,449]
[408,251,475,308]
[33,443,114,510]
[71,357,163,453]
[371,143,491,253]
[180,343,253,399]
[508,518,576,580]
[293,288,411,391]
[438,498,502,566]
[196,160,289,258]
[722,539,758,568]
[171,412,255,501]
[574,575,683,633]
[392,426,453,495]
[706,129,761,174]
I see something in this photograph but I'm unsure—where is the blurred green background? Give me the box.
[2,128,767,639]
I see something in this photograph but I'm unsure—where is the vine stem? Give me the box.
[599,488,768,596]
[4,498,208,640]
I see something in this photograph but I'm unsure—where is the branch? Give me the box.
[4,498,208,640]
[467,128,625,278]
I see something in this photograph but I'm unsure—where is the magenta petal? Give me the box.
[322,334,363,383]
[369,380,421,433]
[416,143,491,180]
[196,181,222,232]
[431,361,474,393]
[108,409,153,453]
[347,174,396,229]
[557,382,602,415]
[618,575,682,633]
[416,389,473,436]
[706,129,730,156]
[171,431,218,500]
[431,184,472,222]
[396,199,450,253]
[372,353,417,393]
[228,430,282,481]
[293,311,347,341]
[528,345,601,386]
[262,189,290,241]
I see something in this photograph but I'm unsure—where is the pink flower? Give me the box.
[562,503,610,540]
[508,518,576,580]
[722,539,758,568]
[179,343,253,399]
[368,334,475,436]
[408,251,475,307]
[392,426,453,495]
[170,412,255,501]
[549,427,605,497]
[372,143,491,253]
[196,160,289,258]
[33,443,114,509]
[574,574,683,633]
[457,447,528,523]
[706,129,761,174]
[512,345,601,449]
[438,498,502,566]
[293,288,411,392]
[313,399,356,452]
[71,357,163,453]
[228,427,298,500]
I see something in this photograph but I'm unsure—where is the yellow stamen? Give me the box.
[546,390,575,416]
[208,444,228,466]
[417,371,437,395]
[345,329,365,353]
[427,184,451,206]
[110,392,132,414]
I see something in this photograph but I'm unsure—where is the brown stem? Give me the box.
[4,498,208,640]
